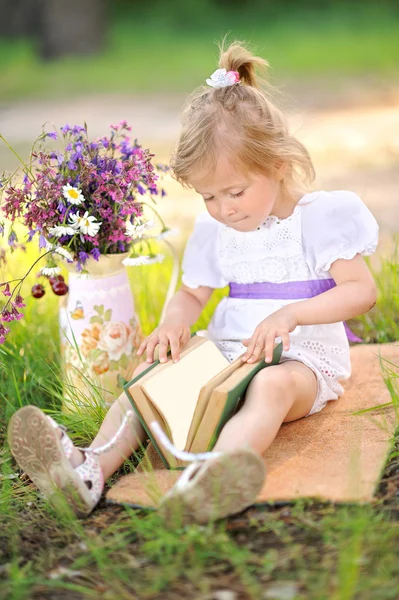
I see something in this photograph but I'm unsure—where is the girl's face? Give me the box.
[190,158,286,232]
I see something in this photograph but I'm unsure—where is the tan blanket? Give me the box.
[106,344,399,508]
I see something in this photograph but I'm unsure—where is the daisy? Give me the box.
[145,254,165,265]
[62,184,85,206]
[68,213,80,230]
[41,266,61,276]
[68,211,101,237]
[125,219,155,239]
[48,225,76,237]
[122,254,164,267]
[122,256,149,267]
[53,247,74,262]
[157,228,179,240]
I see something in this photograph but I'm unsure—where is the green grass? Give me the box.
[0,7,398,101]
[1,229,399,599]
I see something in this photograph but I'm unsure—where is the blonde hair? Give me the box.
[170,39,315,197]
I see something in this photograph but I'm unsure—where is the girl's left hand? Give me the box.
[242,306,298,363]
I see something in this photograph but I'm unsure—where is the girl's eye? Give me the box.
[203,196,214,202]
[230,190,245,198]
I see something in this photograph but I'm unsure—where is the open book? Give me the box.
[124,334,283,469]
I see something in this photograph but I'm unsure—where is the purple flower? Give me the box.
[78,251,89,264]
[2,283,11,297]
[39,234,47,249]
[72,125,85,135]
[14,294,25,308]
[57,201,67,214]
[0,323,10,335]
[47,132,58,140]
[0,323,10,343]
[91,248,101,261]
[61,124,71,135]
[8,232,17,247]
[11,305,23,321]
[0,224,3,235]
[1,310,13,322]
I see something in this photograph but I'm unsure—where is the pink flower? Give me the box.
[1,310,13,323]
[14,294,26,308]
[98,321,134,362]
[2,283,11,297]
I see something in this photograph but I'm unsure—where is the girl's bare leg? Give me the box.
[68,363,149,480]
[212,361,317,455]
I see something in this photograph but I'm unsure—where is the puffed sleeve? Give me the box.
[302,190,379,276]
[181,212,228,289]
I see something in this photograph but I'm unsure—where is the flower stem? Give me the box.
[1,249,54,313]
[140,201,167,230]
[0,135,35,181]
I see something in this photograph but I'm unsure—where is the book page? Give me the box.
[186,356,243,450]
[142,340,229,449]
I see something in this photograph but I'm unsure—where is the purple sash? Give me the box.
[228,278,362,343]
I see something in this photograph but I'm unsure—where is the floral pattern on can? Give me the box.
[59,254,143,410]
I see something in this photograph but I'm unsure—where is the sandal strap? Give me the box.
[75,452,104,505]
[47,416,74,460]
[150,421,223,463]
[77,410,135,456]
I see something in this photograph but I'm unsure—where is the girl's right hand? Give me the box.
[136,321,191,364]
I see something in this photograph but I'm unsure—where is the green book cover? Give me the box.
[207,341,283,451]
[124,353,174,470]
[124,337,283,470]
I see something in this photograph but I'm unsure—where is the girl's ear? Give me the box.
[275,160,287,180]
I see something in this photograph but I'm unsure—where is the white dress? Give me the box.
[181,190,379,416]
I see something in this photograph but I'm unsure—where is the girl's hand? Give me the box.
[242,306,298,363]
[137,320,191,364]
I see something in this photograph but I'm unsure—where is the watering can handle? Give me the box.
[158,238,180,325]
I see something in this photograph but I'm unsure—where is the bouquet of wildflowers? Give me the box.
[0,121,171,344]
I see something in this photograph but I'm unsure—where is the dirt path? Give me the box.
[1,85,398,246]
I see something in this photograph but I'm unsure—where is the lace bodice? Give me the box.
[182,190,379,289]
[218,207,310,284]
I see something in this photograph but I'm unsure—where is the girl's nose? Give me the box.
[220,200,236,220]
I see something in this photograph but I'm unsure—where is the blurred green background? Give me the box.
[0,0,398,100]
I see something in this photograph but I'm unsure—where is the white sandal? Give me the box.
[8,405,133,517]
[150,422,266,525]
[159,449,266,525]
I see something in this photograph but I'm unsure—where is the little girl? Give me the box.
[8,41,379,525]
